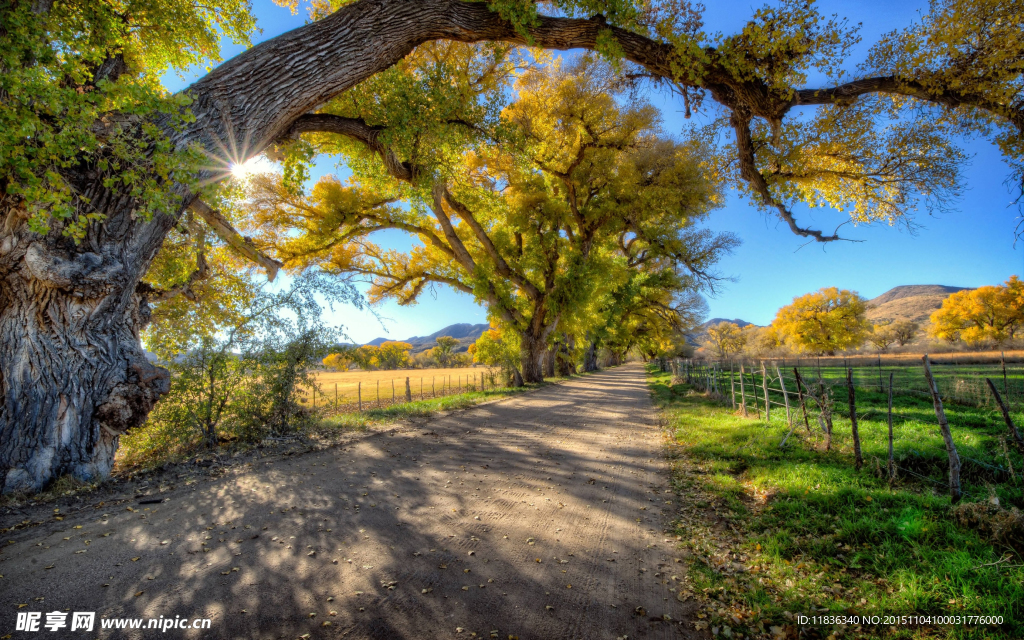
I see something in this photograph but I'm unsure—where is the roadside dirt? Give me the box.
[1,364,701,640]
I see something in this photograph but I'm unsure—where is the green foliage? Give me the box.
[0,0,261,238]
[470,325,521,382]
[122,272,356,468]
[431,336,462,368]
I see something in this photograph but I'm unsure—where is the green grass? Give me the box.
[650,367,1024,639]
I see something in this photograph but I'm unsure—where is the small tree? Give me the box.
[471,326,523,387]
[892,320,920,346]
[323,350,353,371]
[432,336,462,368]
[773,287,870,355]
[702,321,746,358]
[867,321,899,352]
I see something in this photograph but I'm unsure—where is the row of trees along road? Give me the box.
[242,54,731,384]
[2,0,1022,492]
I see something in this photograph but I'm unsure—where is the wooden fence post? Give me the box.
[750,365,761,420]
[794,368,811,434]
[761,362,770,422]
[421,377,424,400]
[887,372,895,483]
[1001,352,1008,395]
[776,364,791,426]
[312,386,316,409]
[335,382,338,409]
[730,363,736,410]
[405,377,412,402]
[739,364,748,417]
[986,378,1024,458]
[877,355,883,393]
[922,355,963,503]
[392,378,395,402]
[358,381,362,411]
[376,379,380,407]
[847,368,863,470]
[432,376,435,397]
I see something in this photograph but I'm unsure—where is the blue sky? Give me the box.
[163,0,1022,341]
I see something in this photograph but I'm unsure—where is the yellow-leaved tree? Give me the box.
[772,288,869,355]
[930,276,1024,345]
[701,321,747,358]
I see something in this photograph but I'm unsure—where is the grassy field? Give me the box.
[650,367,1023,639]
[310,366,492,406]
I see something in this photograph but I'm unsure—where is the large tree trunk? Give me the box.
[0,201,172,493]
[544,345,556,378]
[556,334,576,376]
[583,334,599,372]
[520,333,546,384]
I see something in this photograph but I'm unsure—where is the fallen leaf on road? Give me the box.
[134,591,144,597]
[131,557,140,562]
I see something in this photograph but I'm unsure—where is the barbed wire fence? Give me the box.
[666,355,1024,503]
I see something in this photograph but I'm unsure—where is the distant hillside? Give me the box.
[866,285,972,326]
[701,318,755,329]
[364,323,490,354]
[686,318,756,346]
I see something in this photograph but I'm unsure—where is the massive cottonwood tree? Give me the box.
[1,0,1021,493]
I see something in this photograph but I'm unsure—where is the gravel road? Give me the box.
[1,363,700,640]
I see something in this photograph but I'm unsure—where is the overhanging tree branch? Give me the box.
[188,198,283,280]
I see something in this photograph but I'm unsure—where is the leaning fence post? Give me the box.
[847,368,863,470]
[986,378,1024,458]
[887,372,895,483]
[739,364,748,417]
[922,355,963,503]
[761,362,770,422]
[794,368,812,434]
[776,364,792,426]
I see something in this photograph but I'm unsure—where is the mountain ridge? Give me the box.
[363,322,490,354]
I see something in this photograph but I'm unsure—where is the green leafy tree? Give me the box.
[432,336,462,368]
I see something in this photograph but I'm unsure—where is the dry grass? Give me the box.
[311,366,490,404]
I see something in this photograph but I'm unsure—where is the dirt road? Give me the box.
[2,364,698,639]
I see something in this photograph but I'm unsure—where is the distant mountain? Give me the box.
[701,318,755,329]
[363,322,490,354]
[866,284,972,326]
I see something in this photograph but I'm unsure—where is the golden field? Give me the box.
[311,366,493,405]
